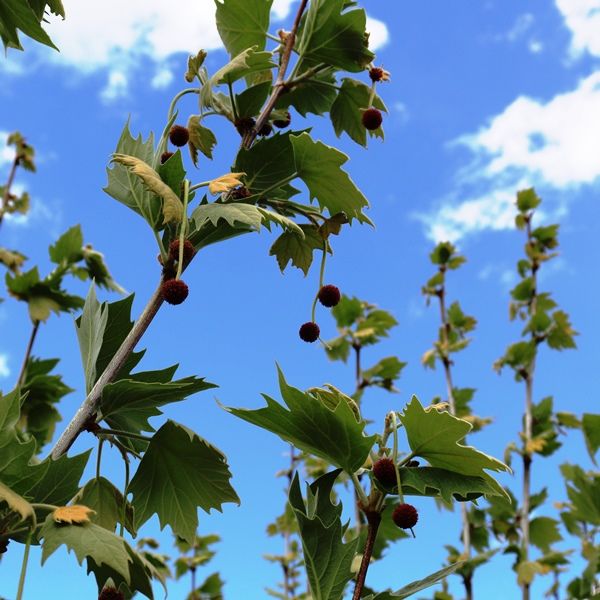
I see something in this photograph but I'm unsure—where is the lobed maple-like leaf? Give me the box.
[399,396,510,498]
[225,366,376,473]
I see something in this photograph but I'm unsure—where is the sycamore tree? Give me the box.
[1,1,517,599]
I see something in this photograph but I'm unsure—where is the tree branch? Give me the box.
[50,280,165,458]
[352,510,381,600]
[16,320,40,388]
[242,0,310,149]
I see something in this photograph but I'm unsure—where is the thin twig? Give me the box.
[243,0,310,149]
[0,155,19,229]
[16,320,40,388]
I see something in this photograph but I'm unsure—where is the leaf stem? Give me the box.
[95,438,104,479]
[350,472,369,506]
[391,413,404,503]
[98,428,152,443]
[176,180,190,280]
[119,449,130,538]
[228,81,239,123]
[243,0,310,149]
[158,88,200,154]
[310,242,327,322]
[188,181,211,193]
[16,531,32,600]
[16,320,40,388]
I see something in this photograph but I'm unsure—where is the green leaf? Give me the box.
[297,0,374,73]
[128,420,239,543]
[330,78,386,146]
[0,0,58,51]
[275,71,338,117]
[13,451,90,506]
[224,366,376,473]
[0,389,36,483]
[236,81,271,117]
[288,470,358,600]
[516,560,544,586]
[516,188,541,212]
[331,294,363,327]
[269,224,328,275]
[364,563,464,599]
[103,121,162,229]
[187,116,217,165]
[362,356,406,383]
[399,397,509,498]
[214,0,273,58]
[0,480,34,522]
[184,49,207,82]
[40,516,153,598]
[73,477,134,535]
[76,284,108,395]
[191,202,263,232]
[376,466,501,503]
[547,310,577,350]
[582,413,600,464]
[100,370,216,437]
[234,132,296,194]
[201,47,275,109]
[291,132,370,223]
[529,516,562,553]
[561,464,600,526]
[193,572,224,600]
[49,225,84,264]
[20,356,73,451]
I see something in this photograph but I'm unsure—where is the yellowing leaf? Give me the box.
[0,480,34,522]
[526,438,547,454]
[208,172,246,195]
[111,154,182,223]
[53,504,96,524]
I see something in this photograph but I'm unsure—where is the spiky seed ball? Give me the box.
[361,107,383,131]
[369,67,385,82]
[273,112,291,129]
[98,588,125,600]
[234,117,256,137]
[258,122,273,137]
[372,457,397,487]
[160,151,174,164]
[168,239,195,263]
[299,321,320,343]
[392,503,419,530]
[169,125,190,147]
[318,284,341,308]
[161,279,189,305]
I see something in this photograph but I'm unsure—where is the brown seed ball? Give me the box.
[273,112,291,129]
[369,66,385,82]
[168,239,195,263]
[372,457,397,487]
[234,117,256,137]
[258,122,273,137]
[99,588,125,600]
[362,107,383,131]
[231,186,251,200]
[299,321,320,343]
[317,284,341,308]
[392,503,419,530]
[161,279,189,305]
[160,151,174,164]
[169,125,189,147]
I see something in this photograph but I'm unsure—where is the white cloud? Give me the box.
[555,0,600,58]
[421,72,600,241]
[459,71,600,187]
[0,354,10,379]
[272,0,296,20]
[366,16,389,51]
[528,40,544,54]
[418,185,519,243]
[100,70,129,102]
[0,131,16,167]
[479,264,517,289]
[151,66,175,90]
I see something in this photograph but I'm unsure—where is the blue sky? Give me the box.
[1,0,599,598]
